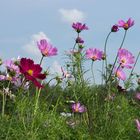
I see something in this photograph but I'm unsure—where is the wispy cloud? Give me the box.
[50,61,62,76]
[59,9,85,23]
[22,32,50,57]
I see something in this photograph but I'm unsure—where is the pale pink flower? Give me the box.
[37,39,57,57]
[114,67,126,81]
[4,59,20,74]
[118,48,135,69]
[12,77,29,90]
[86,48,103,61]
[71,102,86,113]
[135,93,140,100]
[118,18,134,30]
[72,22,88,33]
[135,119,140,132]
[0,75,6,81]
[61,67,72,79]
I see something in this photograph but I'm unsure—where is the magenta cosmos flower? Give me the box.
[76,37,84,44]
[71,102,86,113]
[86,48,104,61]
[118,18,134,30]
[118,48,135,69]
[37,39,58,57]
[111,24,119,32]
[135,119,140,132]
[19,58,46,88]
[72,22,88,33]
[114,67,126,81]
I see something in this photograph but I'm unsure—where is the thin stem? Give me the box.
[2,81,11,117]
[106,30,127,83]
[31,87,42,130]
[128,51,140,80]
[34,88,42,116]
[91,61,95,84]
[2,93,5,117]
[73,32,79,51]
[72,42,77,51]
[39,55,44,66]
[103,32,112,83]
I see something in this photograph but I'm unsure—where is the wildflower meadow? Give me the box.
[0,18,140,140]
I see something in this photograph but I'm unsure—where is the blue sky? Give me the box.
[0,0,139,82]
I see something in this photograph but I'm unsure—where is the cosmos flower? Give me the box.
[135,119,140,132]
[118,48,135,69]
[111,24,119,32]
[4,59,20,74]
[0,75,6,81]
[86,48,104,61]
[12,77,30,90]
[61,67,72,79]
[19,58,46,88]
[72,22,88,33]
[71,102,86,113]
[118,18,134,30]
[76,37,84,44]
[37,39,58,57]
[114,67,126,81]
[135,93,140,100]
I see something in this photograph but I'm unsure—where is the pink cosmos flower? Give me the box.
[118,18,134,30]
[118,48,135,69]
[4,59,20,74]
[135,93,140,100]
[86,48,104,61]
[114,67,126,81]
[135,119,140,132]
[37,39,58,57]
[71,102,86,113]
[72,22,88,33]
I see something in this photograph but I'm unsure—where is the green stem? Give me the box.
[73,33,79,51]
[72,42,77,51]
[39,55,44,66]
[34,88,41,116]
[106,30,127,83]
[2,93,5,117]
[31,87,42,131]
[103,32,112,83]
[128,51,140,80]
[2,81,11,117]
[91,61,95,84]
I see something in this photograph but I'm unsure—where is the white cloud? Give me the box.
[50,61,62,76]
[59,9,85,23]
[22,32,50,57]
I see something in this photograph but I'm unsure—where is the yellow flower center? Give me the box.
[43,49,49,56]
[124,23,129,29]
[92,55,97,61]
[27,69,33,76]
[116,71,120,78]
[121,58,126,64]
[75,105,79,112]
